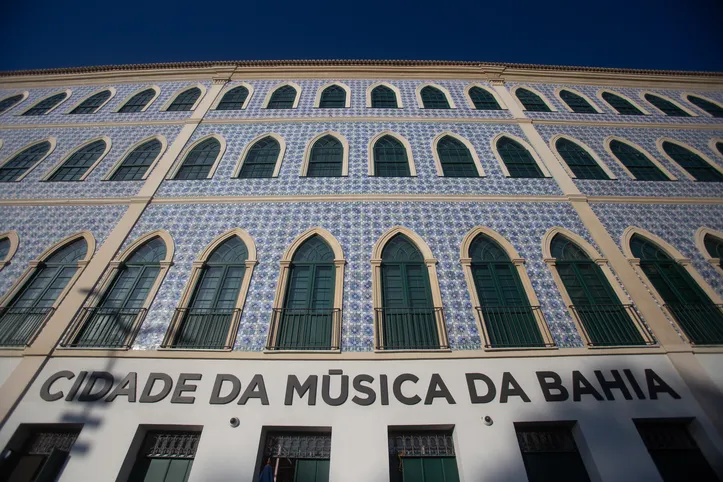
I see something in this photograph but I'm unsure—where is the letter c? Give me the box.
[40,371,75,401]
[393,374,421,405]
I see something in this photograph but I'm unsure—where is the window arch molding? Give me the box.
[490,133,551,178]
[102,135,168,181]
[160,84,207,112]
[682,93,723,118]
[709,138,723,159]
[211,82,254,110]
[367,130,416,176]
[232,132,286,178]
[41,136,112,182]
[695,227,723,277]
[463,84,506,110]
[19,90,72,116]
[553,87,602,113]
[64,87,116,114]
[366,82,403,108]
[262,82,302,109]
[314,82,351,108]
[639,91,697,117]
[603,136,677,181]
[114,85,162,113]
[596,90,650,115]
[431,131,485,177]
[655,137,723,182]
[549,134,617,179]
[300,130,349,177]
[415,83,456,109]
[510,85,557,112]
[0,137,57,182]
[168,134,227,180]
[0,91,29,113]
[0,230,19,269]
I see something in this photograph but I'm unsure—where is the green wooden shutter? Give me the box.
[294,459,330,482]
[401,458,460,482]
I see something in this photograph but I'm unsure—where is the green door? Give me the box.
[129,458,193,482]
[401,458,460,482]
[294,460,330,482]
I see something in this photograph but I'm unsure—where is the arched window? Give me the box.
[48,139,107,182]
[267,85,297,109]
[307,135,343,177]
[69,237,166,348]
[0,238,10,262]
[420,86,450,109]
[0,231,18,269]
[0,141,52,182]
[703,234,723,269]
[22,93,67,116]
[238,137,281,178]
[373,135,410,177]
[630,234,723,345]
[371,85,398,108]
[468,87,500,110]
[436,135,478,177]
[0,237,88,346]
[550,234,646,346]
[610,140,668,181]
[602,92,644,115]
[560,90,596,113]
[645,94,689,117]
[70,90,111,114]
[319,85,346,108]
[687,95,723,118]
[717,141,723,157]
[555,138,609,180]
[0,94,24,114]
[662,141,723,182]
[515,88,551,112]
[217,86,249,110]
[469,234,546,348]
[175,138,221,180]
[110,139,162,181]
[119,88,155,113]
[496,137,544,178]
[167,87,201,111]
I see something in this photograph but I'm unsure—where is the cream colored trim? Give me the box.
[366,82,403,108]
[211,82,254,110]
[709,138,723,159]
[554,87,603,113]
[682,93,723,118]
[169,133,227,180]
[371,226,448,350]
[597,89,651,115]
[0,230,19,269]
[300,130,349,176]
[159,84,207,112]
[511,85,558,112]
[102,135,168,181]
[313,81,351,108]
[267,227,345,350]
[464,83,507,110]
[0,91,29,112]
[64,87,116,114]
[490,133,552,178]
[549,134,617,180]
[262,81,301,109]
[695,227,723,277]
[367,130,416,176]
[113,85,161,113]
[18,90,71,115]
[431,131,485,177]
[603,135,677,181]
[232,132,286,178]
[0,137,57,182]
[657,137,723,181]
[41,136,112,182]
[640,91,698,117]
[415,83,456,109]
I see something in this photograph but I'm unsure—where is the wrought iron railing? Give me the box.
[374,307,448,350]
[62,307,147,348]
[569,304,655,347]
[475,305,555,348]
[161,308,241,350]
[663,303,723,345]
[0,306,54,347]
[267,308,340,350]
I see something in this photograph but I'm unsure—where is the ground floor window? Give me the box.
[0,425,80,482]
[515,422,591,482]
[260,431,331,482]
[127,431,200,482]
[388,429,460,482]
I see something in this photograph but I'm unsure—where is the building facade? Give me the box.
[0,60,722,481]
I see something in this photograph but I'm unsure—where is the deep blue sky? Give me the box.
[2,0,722,72]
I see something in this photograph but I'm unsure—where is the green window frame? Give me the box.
[48,139,106,182]
[22,92,67,116]
[0,428,80,482]
[110,139,162,181]
[717,141,723,157]
[496,137,544,178]
[662,142,723,182]
[167,87,201,112]
[0,141,51,182]
[307,135,343,177]
[555,138,609,180]
[420,86,450,109]
[319,85,346,108]
[371,85,398,108]
[687,95,723,118]
[267,85,297,109]
[175,138,220,180]
[602,92,644,115]
[0,238,10,261]
[703,234,723,268]
[216,86,249,110]
[610,140,669,181]
[389,431,460,482]
[645,94,690,117]
[262,432,331,482]
[129,431,199,482]
[559,90,597,113]
[551,234,645,346]
[468,86,500,110]
[516,88,551,112]
[437,135,478,177]
[516,423,591,482]
[238,136,280,178]
[631,235,723,345]
[0,94,24,114]
[119,88,155,113]
[69,90,111,114]
[374,135,410,177]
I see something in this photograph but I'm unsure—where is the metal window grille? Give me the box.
[388,432,456,457]
[0,141,51,182]
[307,135,343,177]
[319,85,346,108]
[110,139,162,181]
[119,89,155,113]
[69,90,111,114]
[26,430,79,455]
[687,96,723,118]
[516,426,578,454]
[0,94,24,114]
[497,137,544,178]
[610,140,668,181]
[516,88,551,112]
[555,138,608,179]
[267,86,297,109]
[175,138,220,180]
[662,142,723,182]
[374,135,410,177]
[22,93,67,116]
[167,88,201,112]
[645,94,689,117]
[264,433,331,459]
[48,140,106,182]
[602,92,644,115]
[142,432,200,459]
[637,423,698,452]
[559,90,597,114]
[239,137,280,178]
[437,136,478,177]
[371,85,398,108]
[420,86,450,109]
[0,307,55,347]
[217,86,249,110]
[469,87,500,110]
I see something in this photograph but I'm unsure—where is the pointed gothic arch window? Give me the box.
[717,141,723,157]
[0,238,11,263]
[118,88,156,113]
[167,87,201,111]
[687,95,723,118]
[110,139,163,181]
[319,85,346,108]
[515,88,551,112]
[610,140,669,181]
[22,92,68,116]
[559,90,597,113]
[661,142,723,182]
[703,234,723,269]
[175,138,221,180]
[602,92,644,115]
[0,94,25,114]
[468,86,500,110]
[436,135,478,177]
[420,86,450,109]
[644,94,690,117]
[307,135,343,177]
[0,141,52,182]
[496,137,544,178]
[238,136,281,178]
[267,85,298,109]
[70,90,112,114]
[47,139,107,182]
[373,135,411,177]
[217,86,249,110]
[371,85,398,108]
[555,138,609,180]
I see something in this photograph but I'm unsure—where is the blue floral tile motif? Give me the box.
[125,201,603,352]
